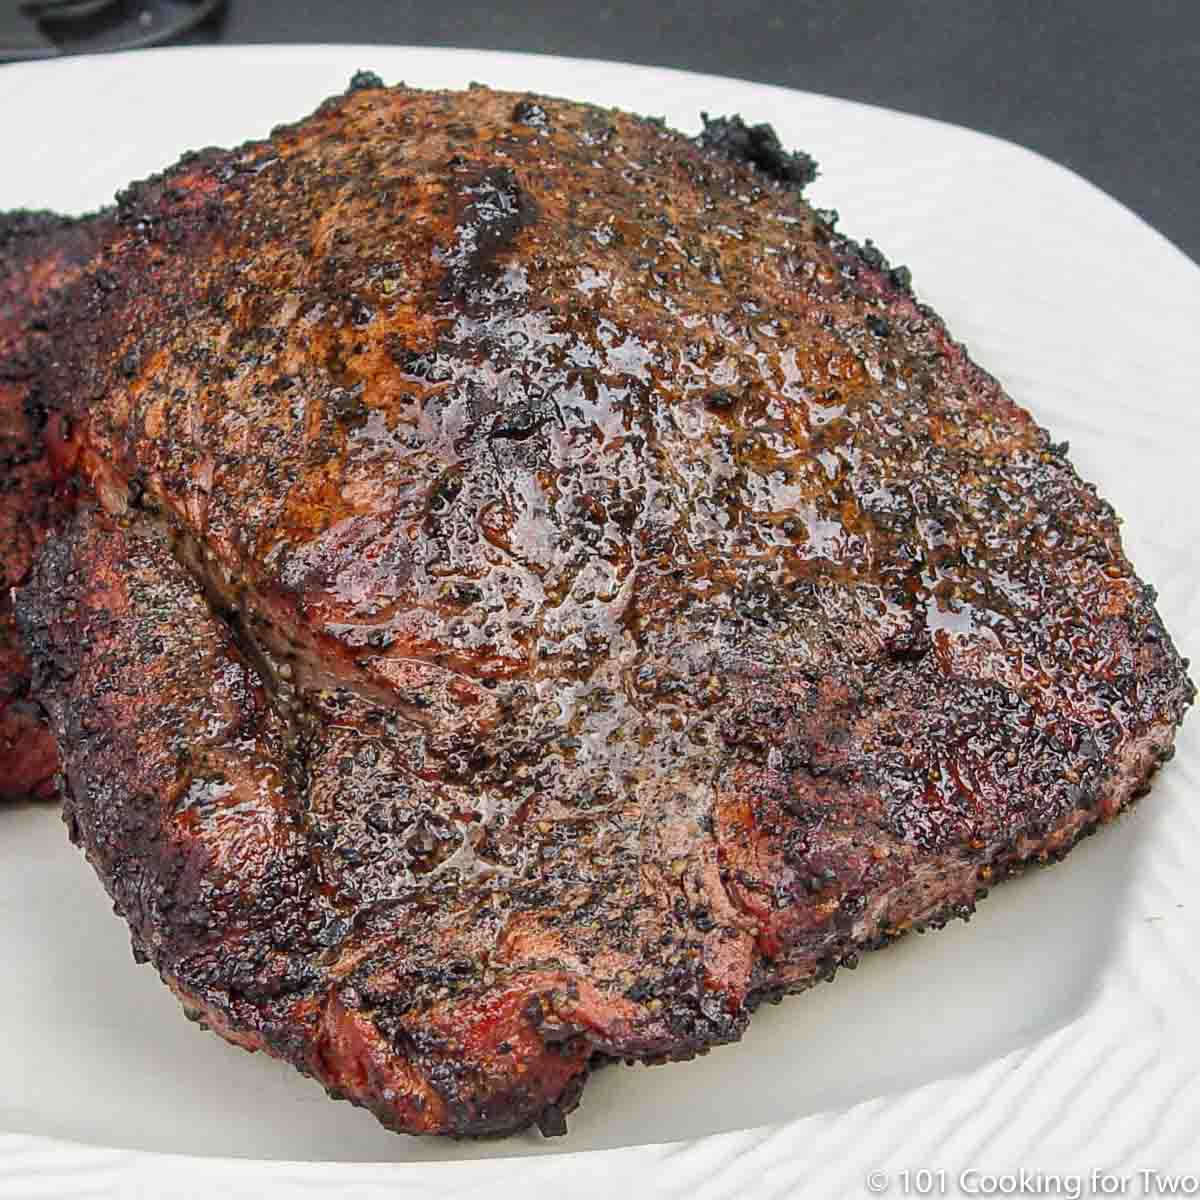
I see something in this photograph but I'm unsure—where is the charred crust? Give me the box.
[438,164,538,301]
[511,99,550,129]
[696,113,818,190]
[347,70,386,94]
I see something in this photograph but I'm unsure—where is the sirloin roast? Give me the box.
[3,76,1194,1137]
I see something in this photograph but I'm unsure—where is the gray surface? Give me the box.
[188,1,1200,265]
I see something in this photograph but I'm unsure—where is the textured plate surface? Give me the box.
[0,43,1197,1198]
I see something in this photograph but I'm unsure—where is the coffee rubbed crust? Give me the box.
[11,80,1194,1137]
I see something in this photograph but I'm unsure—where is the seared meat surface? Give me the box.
[1,211,110,800]
[11,80,1195,1136]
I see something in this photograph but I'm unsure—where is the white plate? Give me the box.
[1,44,1197,1200]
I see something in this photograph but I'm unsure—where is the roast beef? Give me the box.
[11,79,1195,1136]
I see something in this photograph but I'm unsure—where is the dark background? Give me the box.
[189,1,1200,266]
[12,1,1200,265]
